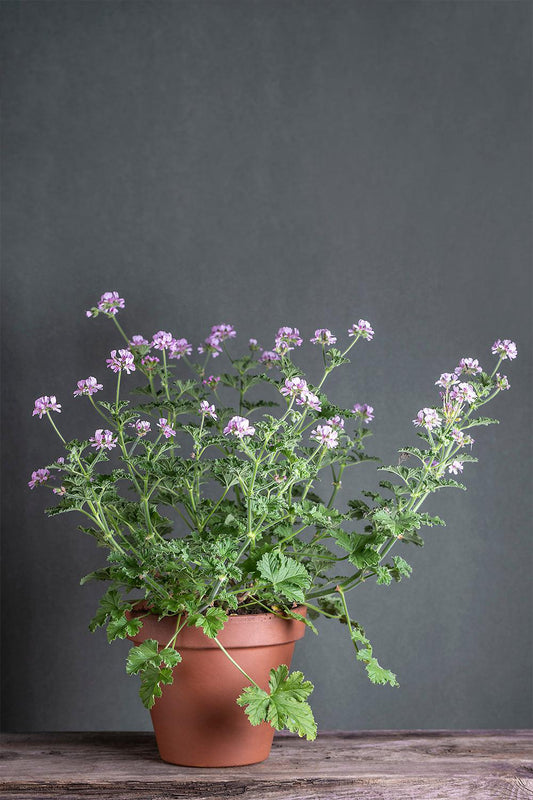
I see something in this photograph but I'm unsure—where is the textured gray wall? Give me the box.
[1,0,531,732]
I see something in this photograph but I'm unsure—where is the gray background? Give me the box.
[1,0,531,732]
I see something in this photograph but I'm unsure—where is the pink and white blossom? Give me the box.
[413,407,441,431]
[198,332,223,358]
[299,389,321,411]
[348,320,374,341]
[495,373,510,391]
[455,358,482,376]
[274,327,303,354]
[141,355,160,370]
[260,350,280,366]
[169,338,193,359]
[310,329,337,346]
[28,468,52,489]
[327,415,345,430]
[157,418,176,438]
[85,292,125,317]
[151,331,174,351]
[448,460,464,475]
[89,429,118,450]
[130,335,150,347]
[451,429,474,448]
[352,403,374,423]
[211,323,236,341]
[223,416,255,438]
[435,373,458,389]
[73,377,103,397]
[492,339,517,360]
[450,382,477,405]
[199,400,217,420]
[130,420,151,436]
[202,375,221,388]
[33,396,61,418]
[106,349,136,374]
[280,377,308,398]
[249,338,261,351]
[53,485,67,496]
[311,424,339,449]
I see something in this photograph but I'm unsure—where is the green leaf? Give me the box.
[159,647,182,668]
[88,588,124,632]
[257,552,311,604]
[237,665,317,740]
[363,657,399,687]
[107,614,142,643]
[188,607,228,638]
[375,566,392,586]
[126,640,160,674]
[139,663,174,709]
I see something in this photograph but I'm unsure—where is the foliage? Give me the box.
[30,298,517,736]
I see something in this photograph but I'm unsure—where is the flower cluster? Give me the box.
[106,349,136,374]
[310,329,337,346]
[492,339,517,360]
[158,418,176,438]
[33,396,61,418]
[73,377,103,397]
[28,468,51,489]
[274,327,303,355]
[352,403,374,423]
[86,291,125,318]
[311,424,338,449]
[90,429,118,450]
[199,400,217,420]
[348,320,374,341]
[223,416,255,438]
[413,407,441,431]
[280,377,321,411]
[130,420,151,437]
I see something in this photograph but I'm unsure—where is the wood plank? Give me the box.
[1,731,532,799]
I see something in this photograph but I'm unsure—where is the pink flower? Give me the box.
[141,355,160,370]
[348,320,374,341]
[106,349,136,374]
[198,332,223,358]
[327,415,345,430]
[455,358,482,376]
[97,291,125,315]
[352,403,374,423]
[130,335,150,347]
[85,292,125,317]
[310,329,337,346]
[450,382,476,405]
[158,418,176,438]
[413,408,441,431]
[451,429,474,448]
[151,331,174,350]
[53,486,67,496]
[33,396,61,418]
[202,375,221,389]
[28,468,52,489]
[249,338,261,351]
[311,424,339,449]
[56,457,65,464]
[435,373,458,389]
[130,420,151,436]
[223,416,255,438]
[169,338,193,359]
[73,377,103,397]
[211,323,236,341]
[274,327,303,355]
[260,351,280,367]
[448,460,464,475]
[89,429,118,450]
[299,389,321,411]
[492,339,517,360]
[495,373,510,391]
[199,400,217,420]
[280,377,308,398]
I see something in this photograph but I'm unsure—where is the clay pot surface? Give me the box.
[128,608,306,767]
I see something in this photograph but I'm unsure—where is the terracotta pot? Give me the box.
[127,608,306,767]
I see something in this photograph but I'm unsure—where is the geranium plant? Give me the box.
[30,291,517,740]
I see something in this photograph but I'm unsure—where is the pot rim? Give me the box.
[127,605,307,649]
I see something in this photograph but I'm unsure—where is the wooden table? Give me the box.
[1,730,532,799]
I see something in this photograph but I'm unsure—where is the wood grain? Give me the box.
[1,730,532,799]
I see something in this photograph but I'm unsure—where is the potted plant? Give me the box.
[30,291,517,767]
